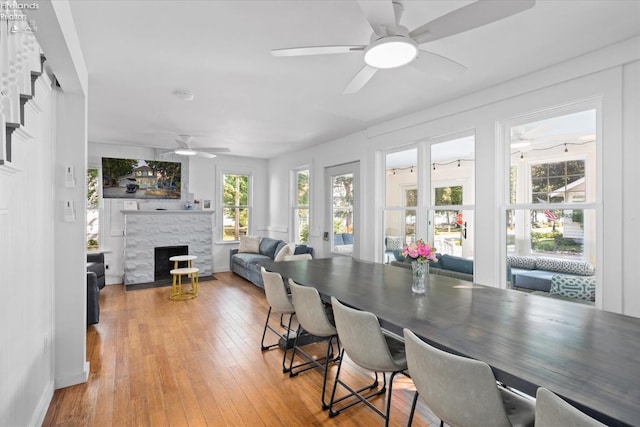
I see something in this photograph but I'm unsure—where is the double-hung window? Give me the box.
[293,169,309,243]
[222,173,250,241]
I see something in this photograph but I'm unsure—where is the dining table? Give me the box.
[262,256,640,427]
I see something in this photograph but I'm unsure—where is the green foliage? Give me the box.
[101,158,138,184]
[299,222,309,243]
[146,160,181,188]
[530,231,583,253]
[87,239,98,250]
[435,186,462,206]
[87,168,99,208]
[297,170,309,205]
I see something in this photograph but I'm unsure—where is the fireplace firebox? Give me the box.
[154,245,188,281]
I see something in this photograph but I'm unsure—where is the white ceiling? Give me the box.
[66,0,640,159]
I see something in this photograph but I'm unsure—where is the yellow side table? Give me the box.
[169,267,199,300]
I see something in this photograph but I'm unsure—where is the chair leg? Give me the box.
[260,307,276,351]
[261,308,295,373]
[328,350,385,418]
[407,391,419,427]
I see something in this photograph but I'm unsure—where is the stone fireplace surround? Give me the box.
[122,210,213,286]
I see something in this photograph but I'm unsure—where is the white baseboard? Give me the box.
[30,379,54,427]
[54,361,89,389]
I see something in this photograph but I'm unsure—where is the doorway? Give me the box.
[326,162,359,257]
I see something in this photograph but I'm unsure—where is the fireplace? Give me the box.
[154,245,188,281]
[122,210,213,286]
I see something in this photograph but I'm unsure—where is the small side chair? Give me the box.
[535,387,606,427]
[260,267,296,373]
[329,297,409,427]
[403,328,535,427]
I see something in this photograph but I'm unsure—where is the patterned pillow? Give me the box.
[550,275,595,301]
[536,257,595,276]
[507,255,536,270]
[238,236,261,253]
[386,236,404,251]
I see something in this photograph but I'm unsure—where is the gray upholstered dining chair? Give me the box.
[260,267,296,373]
[535,387,605,426]
[328,297,409,427]
[287,279,341,409]
[403,328,535,427]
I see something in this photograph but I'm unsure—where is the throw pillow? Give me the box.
[274,243,295,262]
[238,236,261,254]
[507,255,537,270]
[549,274,596,302]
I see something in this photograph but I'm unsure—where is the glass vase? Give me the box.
[411,261,428,294]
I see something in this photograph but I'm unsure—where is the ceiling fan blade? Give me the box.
[357,0,397,37]
[410,0,536,44]
[197,147,231,153]
[195,151,217,159]
[411,50,467,81]
[343,65,378,94]
[271,45,364,57]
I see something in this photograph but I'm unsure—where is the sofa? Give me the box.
[507,255,595,302]
[390,252,474,282]
[333,233,353,254]
[87,271,100,325]
[230,236,313,288]
[87,252,106,289]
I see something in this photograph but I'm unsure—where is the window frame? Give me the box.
[220,171,253,242]
[292,167,310,243]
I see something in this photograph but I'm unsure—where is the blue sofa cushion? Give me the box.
[342,233,354,244]
[232,253,272,269]
[294,244,313,255]
[511,268,556,292]
[334,234,344,245]
[440,254,473,275]
[259,237,281,259]
[550,274,595,301]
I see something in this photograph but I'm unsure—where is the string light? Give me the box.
[511,140,593,158]
[457,159,461,167]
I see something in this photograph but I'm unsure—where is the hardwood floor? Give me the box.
[43,272,440,426]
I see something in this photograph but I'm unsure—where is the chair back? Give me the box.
[403,328,512,427]
[535,387,605,427]
[283,253,312,261]
[331,297,406,372]
[260,267,294,313]
[288,279,336,337]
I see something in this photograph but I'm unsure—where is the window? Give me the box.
[430,136,475,258]
[87,167,100,250]
[384,148,417,262]
[506,107,596,263]
[293,169,309,243]
[222,173,250,241]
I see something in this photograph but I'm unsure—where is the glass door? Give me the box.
[327,162,359,257]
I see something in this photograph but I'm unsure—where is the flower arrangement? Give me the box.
[402,239,437,263]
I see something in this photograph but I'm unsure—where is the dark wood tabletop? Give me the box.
[262,256,640,427]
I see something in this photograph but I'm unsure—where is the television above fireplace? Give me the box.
[102,157,182,199]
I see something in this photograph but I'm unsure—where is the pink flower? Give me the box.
[401,239,437,263]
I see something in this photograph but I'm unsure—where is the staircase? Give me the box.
[1,11,45,167]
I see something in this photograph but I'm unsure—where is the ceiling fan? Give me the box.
[271,0,535,94]
[158,135,230,159]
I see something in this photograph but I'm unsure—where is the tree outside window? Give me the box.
[294,170,309,243]
[87,168,99,249]
[223,174,250,241]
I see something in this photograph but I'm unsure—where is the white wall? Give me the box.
[268,37,640,317]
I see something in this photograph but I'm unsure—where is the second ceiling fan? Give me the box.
[271,0,535,94]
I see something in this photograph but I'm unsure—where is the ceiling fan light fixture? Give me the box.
[174,148,196,156]
[364,36,418,69]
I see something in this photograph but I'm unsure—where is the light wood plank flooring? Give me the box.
[43,272,440,426]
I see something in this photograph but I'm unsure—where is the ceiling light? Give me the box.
[174,148,196,156]
[364,36,418,69]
